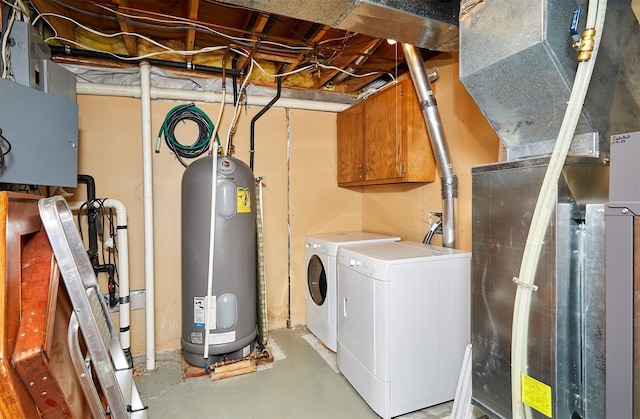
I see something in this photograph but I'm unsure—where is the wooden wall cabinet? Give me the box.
[337,79,436,186]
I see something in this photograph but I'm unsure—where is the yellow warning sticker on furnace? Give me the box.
[522,373,552,418]
[237,187,251,213]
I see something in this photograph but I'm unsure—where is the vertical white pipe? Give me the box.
[67,199,131,354]
[140,61,156,372]
[203,143,220,363]
[103,199,131,353]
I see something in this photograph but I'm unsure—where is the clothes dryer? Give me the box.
[337,241,471,419]
[305,232,400,352]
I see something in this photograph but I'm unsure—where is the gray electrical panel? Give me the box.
[8,21,49,89]
[1,20,78,187]
[0,77,78,187]
[8,20,76,102]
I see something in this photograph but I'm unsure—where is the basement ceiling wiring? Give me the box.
[18,0,419,94]
[32,11,391,82]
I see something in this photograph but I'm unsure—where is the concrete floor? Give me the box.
[133,327,455,419]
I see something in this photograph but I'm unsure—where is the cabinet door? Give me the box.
[363,83,403,182]
[337,102,364,184]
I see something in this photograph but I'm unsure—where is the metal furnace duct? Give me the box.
[471,157,608,418]
[459,0,640,160]
[216,0,461,51]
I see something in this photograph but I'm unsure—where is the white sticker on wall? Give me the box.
[194,295,217,329]
[209,331,236,345]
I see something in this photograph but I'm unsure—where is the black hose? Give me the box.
[422,221,442,245]
[77,174,99,265]
[232,55,239,105]
[0,128,12,169]
[250,77,281,171]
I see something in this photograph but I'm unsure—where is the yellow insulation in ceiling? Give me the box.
[284,70,314,88]
[75,27,128,55]
[69,31,316,88]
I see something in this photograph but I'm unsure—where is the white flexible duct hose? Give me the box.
[510,1,606,417]
[203,142,220,365]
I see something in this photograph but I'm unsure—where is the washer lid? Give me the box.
[306,231,400,256]
[341,241,470,262]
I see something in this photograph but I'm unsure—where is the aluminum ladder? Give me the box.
[39,196,148,418]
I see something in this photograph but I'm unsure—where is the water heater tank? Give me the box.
[181,155,257,367]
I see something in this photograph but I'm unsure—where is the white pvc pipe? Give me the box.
[203,143,220,364]
[510,1,605,417]
[140,61,156,372]
[75,82,350,113]
[68,199,130,353]
[104,199,131,353]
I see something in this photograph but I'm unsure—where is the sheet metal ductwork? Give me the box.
[216,0,461,52]
[460,0,640,160]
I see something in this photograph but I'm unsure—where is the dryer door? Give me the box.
[307,255,327,306]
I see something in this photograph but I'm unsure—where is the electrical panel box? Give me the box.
[8,21,76,102]
[0,77,78,187]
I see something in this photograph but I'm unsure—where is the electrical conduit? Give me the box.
[510,1,605,417]
[401,43,458,248]
[140,61,156,372]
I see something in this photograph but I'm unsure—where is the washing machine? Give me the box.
[305,232,400,352]
[336,241,471,419]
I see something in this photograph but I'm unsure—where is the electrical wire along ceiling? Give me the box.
[23,0,449,95]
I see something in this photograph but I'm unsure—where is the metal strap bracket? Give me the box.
[512,277,539,292]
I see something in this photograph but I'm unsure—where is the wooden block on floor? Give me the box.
[180,352,208,380]
[255,346,274,365]
[210,359,257,381]
[181,344,274,381]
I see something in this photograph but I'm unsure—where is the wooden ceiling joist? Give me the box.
[25,0,428,95]
[184,0,200,61]
[110,0,138,56]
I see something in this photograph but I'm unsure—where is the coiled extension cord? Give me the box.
[156,103,219,167]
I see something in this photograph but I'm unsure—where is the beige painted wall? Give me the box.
[71,96,362,355]
[361,53,500,251]
[71,51,498,356]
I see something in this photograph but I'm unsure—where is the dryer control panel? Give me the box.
[337,249,386,280]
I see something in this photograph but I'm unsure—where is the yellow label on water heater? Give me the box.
[522,373,552,418]
[237,187,251,213]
